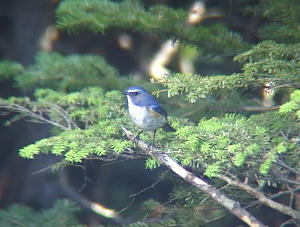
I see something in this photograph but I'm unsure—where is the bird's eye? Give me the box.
[133,92,138,96]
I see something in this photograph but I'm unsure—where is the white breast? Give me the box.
[127,97,166,131]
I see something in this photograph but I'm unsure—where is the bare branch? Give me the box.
[46,102,80,129]
[0,103,70,130]
[216,174,300,221]
[240,106,279,112]
[275,160,300,175]
[243,188,300,211]
[264,177,300,186]
[59,172,120,219]
[122,127,267,227]
[129,172,166,197]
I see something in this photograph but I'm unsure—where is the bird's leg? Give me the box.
[134,130,143,141]
[152,129,157,145]
[149,130,157,151]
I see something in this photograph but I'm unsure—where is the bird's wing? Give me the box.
[148,104,167,118]
[149,104,176,132]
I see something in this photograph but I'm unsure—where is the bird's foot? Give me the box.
[133,130,143,143]
[133,135,140,143]
[149,143,155,152]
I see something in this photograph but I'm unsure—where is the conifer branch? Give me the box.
[0,61,23,81]
[216,174,300,221]
[122,127,267,227]
[56,0,248,54]
[0,102,70,130]
[164,73,257,102]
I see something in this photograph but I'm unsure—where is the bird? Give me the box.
[123,86,175,143]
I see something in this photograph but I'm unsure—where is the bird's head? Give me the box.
[123,86,154,106]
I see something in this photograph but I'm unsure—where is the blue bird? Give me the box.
[123,86,175,143]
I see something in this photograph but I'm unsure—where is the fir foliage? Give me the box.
[163,40,300,104]
[163,73,255,103]
[56,0,248,55]
[280,90,300,119]
[234,40,300,83]
[0,61,23,81]
[166,113,297,177]
[258,0,300,43]
[0,87,125,129]
[16,52,123,92]
[0,200,81,227]
[0,87,131,163]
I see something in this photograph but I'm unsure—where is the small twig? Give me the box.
[32,163,59,174]
[2,103,70,130]
[75,162,92,192]
[129,177,162,197]
[243,188,300,210]
[275,160,300,175]
[286,184,295,208]
[216,174,300,220]
[116,197,136,214]
[279,218,296,227]
[100,159,129,167]
[273,84,300,89]
[240,105,279,112]
[46,102,80,129]
[204,214,226,225]
[263,176,300,186]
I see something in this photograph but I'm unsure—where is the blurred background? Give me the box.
[0,0,272,226]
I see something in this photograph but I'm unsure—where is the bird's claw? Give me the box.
[133,136,140,142]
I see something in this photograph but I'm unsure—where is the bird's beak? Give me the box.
[122,91,128,95]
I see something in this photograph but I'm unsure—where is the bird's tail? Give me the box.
[162,123,176,132]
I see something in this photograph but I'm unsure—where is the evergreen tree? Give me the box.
[0,0,300,226]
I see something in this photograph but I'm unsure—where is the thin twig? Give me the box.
[263,176,300,186]
[240,105,279,112]
[129,177,162,197]
[216,174,300,220]
[32,162,60,174]
[116,197,136,214]
[275,160,300,175]
[2,103,69,130]
[46,102,79,129]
